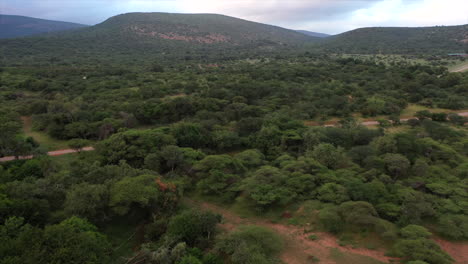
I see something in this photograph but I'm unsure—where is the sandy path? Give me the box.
[308,112,468,127]
[185,199,394,264]
[0,147,94,162]
[451,64,468,73]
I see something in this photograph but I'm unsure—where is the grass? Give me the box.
[21,116,71,151]
[448,60,468,72]
[329,248,387,264]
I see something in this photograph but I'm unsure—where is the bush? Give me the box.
[167,210,221,248]
[216,225,283,264]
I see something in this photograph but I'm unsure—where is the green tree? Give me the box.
[310,143,349,169]
[216,225,283,264]
[64,183,108,221]
[167,210,221,248]
[316,183,349,204]
[109,174,160,216]
[242,166,295,208]
[383,153,410,179]
[68,139,90,153]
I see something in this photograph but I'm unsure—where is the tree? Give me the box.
[97,129,176,166]
[310,143,349,169]
[242,166,295,208]
[234,149,265,168]
[41,217,111,264]
[383,153,410,179]
[109,174,161,216]
[437,214,468,240]
[415,110,432,120]
[400,225,432,239]
[167,210,221,248]
[316,183,349,204]
[160,145,185,172]
[68,139,90,153]
[0,216,110,264]
[392,225,452,264]
[64,183,108,222]
[251,125,282,157]
[216,225,283,264]
[171,122,207,148]
[0,110,22,156]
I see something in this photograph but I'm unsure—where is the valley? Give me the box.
[0,11,467,264]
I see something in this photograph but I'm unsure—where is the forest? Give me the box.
[1,52,467,264]
[0,12,468,264]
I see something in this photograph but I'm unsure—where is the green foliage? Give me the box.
[167,210,221,248]
[310,143,349,169]
[0,216,111,264]
[68,139,90,152]
[400,225,432,239]
[321,25,467,55]
[64,183,108,221]
[242,166,295,208]
[216,225,283,264]
[437,214,468,240]
[109,174,161,215]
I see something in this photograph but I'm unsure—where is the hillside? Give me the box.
[0,12,319,65]
[0,14,87,39]
[319,24,468,54]
[296,30,330,38]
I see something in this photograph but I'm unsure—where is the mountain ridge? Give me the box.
[0,12,320,65]
[319,24,468,54]
[0,14,88,39]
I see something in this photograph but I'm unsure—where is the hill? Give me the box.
[319,24,468,54]
[0,14,88,39]
[0,12,319,65]
[296,30,330,38]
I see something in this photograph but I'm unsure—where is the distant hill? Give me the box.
[319,24,468,54]
[296,30,330,38]
[0,14,88,39]
[0,12,319,65]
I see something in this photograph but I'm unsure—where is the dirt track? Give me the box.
[451,64,468,73]
[0,147,94,162]
[310,111,468,127]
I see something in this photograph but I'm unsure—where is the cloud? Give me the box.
[178,0,387,24]
[1,0,467,33]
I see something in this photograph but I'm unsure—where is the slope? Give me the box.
[0,14,88,39]
[319,24,468,55]
[0,12,319,65]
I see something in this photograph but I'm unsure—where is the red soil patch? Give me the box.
[186,199,394,264]
[130,26,230,44]
[434,237,468,264]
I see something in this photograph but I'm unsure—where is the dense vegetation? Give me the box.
[319,25,468,55]
[0,14,87,39]
[1,12,467,264]
[0,13,318,66]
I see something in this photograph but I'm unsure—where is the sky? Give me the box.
[1,0,467,34]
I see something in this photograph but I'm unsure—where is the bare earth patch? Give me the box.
[434,237,468,264]
[186,199,394,264]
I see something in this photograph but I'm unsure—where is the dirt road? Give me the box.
[311,112,468,127]
[451,64,468,73]
[1,112,466,162]
[0,147,94,162]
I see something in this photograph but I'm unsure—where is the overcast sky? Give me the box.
[1,0,467,34]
